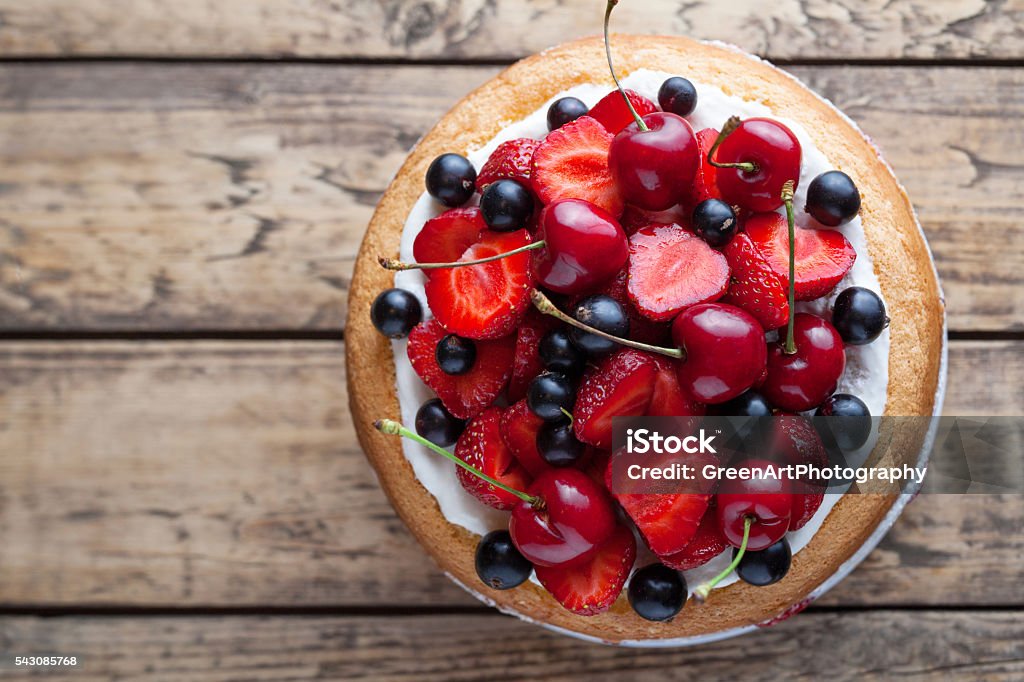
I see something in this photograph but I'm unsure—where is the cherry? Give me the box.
[604,1,698,210]
[716,460,792,551]
[708,116,801,213]
[762,313,846,412]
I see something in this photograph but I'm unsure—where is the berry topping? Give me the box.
[507,310,558,402]
[547,96,590,131]
[480,178,535,232]
[414,398,466,448]
[370,287,422,339]
[658,76,698,117]
[658,509,728,570]
[687,127,723,206]
[806,170,861,227]
[610,111,699,211]
[629,564,687,622]
[648,356,707,418]
[539,328,586,376]
[581,268,672,345]
[762,313,846,412]
[720,231,790,330]
[436,334,476,375]
[815,393,872,451]
[535,523,636,616]
[588,88,658,134]
[716,390,773,417]
[475,138,540,192]
[413,207,486,266]
[526,372,576,422]
[716,459,792,551]
[769,416,828,531]
[575,348,657,449]
[735,537,792,586]
[692,198,738,248]
[425,153,477,207]
[500,400,551,478]
[475,529,533,590]
[537,421,586,467]
[626,224,730,322]
[531,198,629,294]
[832,286,888,345]
[455,407,533,510]
[709,117,801,213]
[407,319,515,420]
[570,294,630,357]
[531,116,624,216]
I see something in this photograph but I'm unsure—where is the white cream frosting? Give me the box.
[390,70,890,595]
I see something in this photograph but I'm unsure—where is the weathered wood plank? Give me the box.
[0,0,1020,61]
[1,611,1022,681]
[0,340,1019,608]
[0,64,1021,332]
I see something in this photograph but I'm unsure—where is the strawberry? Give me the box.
[588,89,658,135]
[582,447,611,488]
[769,416,828,530]
[745,212,857,301]
[407,320,515,420]
[413,207,485,266]
[571,267,671,345]
[506,309,558,403]
[475,138,540,192]
[658,508,728,570]
[499,399,551,477]
[531,116,624,216]
[619,204,690,236]
[424,229,534,340]
[627,224,730,322]
[534,523,636,616]
[720,231,790,330]
[648,356,706,418]
[686,127,723,207]
[574,348,658,449]
[455,407,533,510]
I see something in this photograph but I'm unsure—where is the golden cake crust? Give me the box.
[346,35,945,643]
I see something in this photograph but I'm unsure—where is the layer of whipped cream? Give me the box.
[390,70,891,592]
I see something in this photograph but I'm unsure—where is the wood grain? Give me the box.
[0,0,1020,61]
[0,63,1021,332]
[1,611,1023,681]
[0,340,1019,608]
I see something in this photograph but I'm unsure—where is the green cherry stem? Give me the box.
[379,240,545,271]
[706,116,757,172]
[603,0,648,132]
[559,407,575,425]
[530,289,683,360]
[374,419,538,505]
[781,180,797,355]
[693,516,753,603]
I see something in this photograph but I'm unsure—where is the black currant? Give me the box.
[628,563,687,622]
[816,393,872,451]
[805,170,861,226]
[435,334,476,375]
[735,537,791,587]
[547,96,589,131]
[692,198,738,248]
[415,398,466,447]
[370,288,422,339]
[539,328,585,375]
[536,421,584,467]
[569,295,629,356]
[475,529,533,590]
[480,178,534,232]
[425,153,477,207]
[658,77,698,117]
[526,372,575,422]
[832,286,888,345]
[717,390,773,417]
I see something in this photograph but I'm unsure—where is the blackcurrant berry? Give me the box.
[570,295,629,356]
[717,390,773,417]
[370,288,422,338]
[475,529,532,590]
[526,372,575,422]
[832,286,888,345]
[536,421,584,467]
[628,563,687,622]
[415,398,466,447]
[435,334,476,375]
[658,77,698,117]
[692,198,738,248]
[547,97,589,131]
[735,537,791,586]
[539,328,585,376]
[815,393,872,451]
[805,170,861,226]
[425,153,476,207]
[480,178,534,232]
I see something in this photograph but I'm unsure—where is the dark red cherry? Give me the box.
[671,303,768,405]
[713,118,801,213]
[761,313,846,412]
[509,468,617,567]
[716,459,792,551]
[609,112,699,211]
[531,198,628,294]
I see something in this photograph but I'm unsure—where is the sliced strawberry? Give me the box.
[627,224,730,321]
[720,231,790,330]
[619,204,690,236]
[769,416,828,530]
[499,399,551,478]
[531,116,623,216]
[574,349,658,449]
[506,309,558,403]
[745,212,857,301]
[583,447,611,488]
[648,356,707,418]
[413,207,485,266]
[535,523,636,616]
[407,320,515,420]
[424,229,534,340]
[475,138,540,192]
[686,127,723,207]
[658,508,728,570]
[455,407,533,510]
[588,89,659,135]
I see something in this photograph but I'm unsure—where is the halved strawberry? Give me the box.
[745,212,856,301]
[506,309,558,403]
[588,89,659,135]
[648,356,707,418]
[686,127,723,207]
[475,138,540,192]
[574,349,658,449]
[534,523,636,616]
[531,116,624,216]
[407,320,515,420]
[627,224,730,321]
[619,204,690,236]
[720,231,790,330]
[658,506,728,570]
[769,416,828,531]
[499,399,551,478]
[455,407,533,510]
[413,207,485,266]
[424,229,534,340]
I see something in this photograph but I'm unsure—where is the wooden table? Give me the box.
[0,2,1022,679]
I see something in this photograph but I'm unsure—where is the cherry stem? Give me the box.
[560,407,574,425]
[707,116,757,173]
[530,289,684,360]
[374,419,538,504]
[782,180,797,355]
[694,516,753,603]
[379,240,545,271]
[603,0,648,133]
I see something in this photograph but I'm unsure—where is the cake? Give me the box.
[346,27,945,645]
